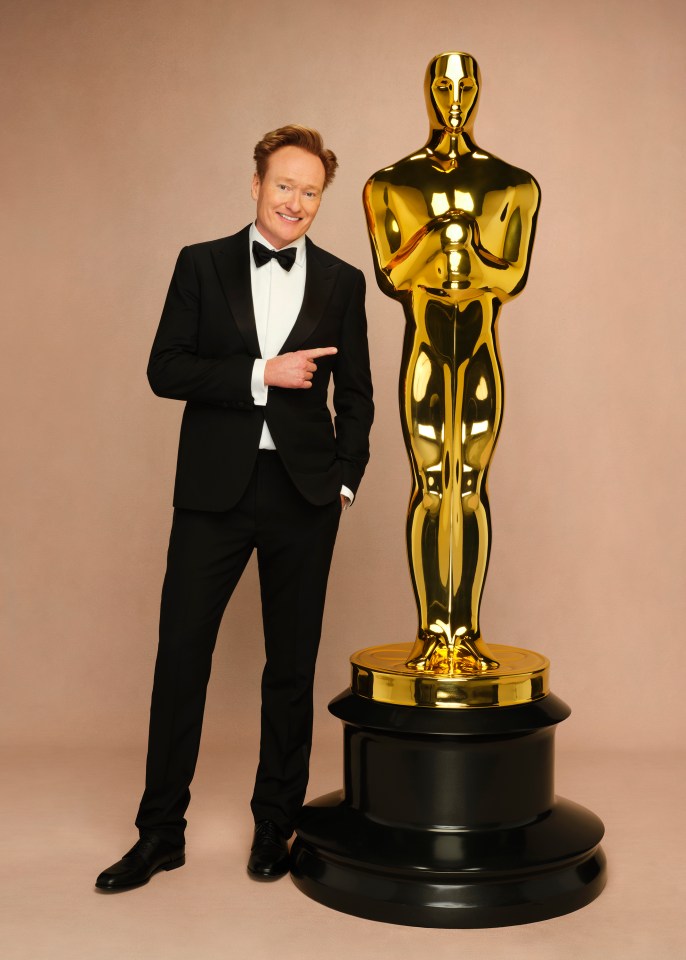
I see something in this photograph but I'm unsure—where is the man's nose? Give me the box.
[286,191,303,212]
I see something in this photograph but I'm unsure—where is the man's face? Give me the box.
[251,145,326,249]
[428,54,479,132]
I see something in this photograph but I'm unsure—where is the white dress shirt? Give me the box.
[249,222,307,449]
[248,223,353,504]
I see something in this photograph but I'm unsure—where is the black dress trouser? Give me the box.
[135,451,342,845]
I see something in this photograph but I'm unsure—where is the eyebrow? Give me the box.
[436,73,471,83]
[276,176,322,190]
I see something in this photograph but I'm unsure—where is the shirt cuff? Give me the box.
[251,359,268,406]
[340,485,354,505]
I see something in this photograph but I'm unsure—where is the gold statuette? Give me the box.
[361,52,542,695]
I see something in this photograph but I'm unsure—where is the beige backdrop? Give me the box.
[2,0,684,755]
[3,3,686,959]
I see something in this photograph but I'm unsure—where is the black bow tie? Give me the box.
[252,241,297,272]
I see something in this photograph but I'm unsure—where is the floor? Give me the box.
[3,735,683,960]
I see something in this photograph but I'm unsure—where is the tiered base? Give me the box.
[291,691,606,928]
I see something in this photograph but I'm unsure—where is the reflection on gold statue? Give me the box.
[363,52,541,677]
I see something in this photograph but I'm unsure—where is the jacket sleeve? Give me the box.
[332,270,374,494]
[147,245,255,409]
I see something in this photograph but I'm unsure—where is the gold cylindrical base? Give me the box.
[351,643,549,708]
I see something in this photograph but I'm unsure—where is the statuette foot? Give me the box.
[406,631,500,676]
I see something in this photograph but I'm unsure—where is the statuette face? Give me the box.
[363,52,541,676]
[425,53,480,132]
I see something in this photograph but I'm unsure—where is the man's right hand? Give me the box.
[264,347,338,390]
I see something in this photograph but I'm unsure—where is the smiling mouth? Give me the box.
[277,213,301,222]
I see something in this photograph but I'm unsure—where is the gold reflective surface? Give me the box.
[351,643,549,708]
[363,52,541,680]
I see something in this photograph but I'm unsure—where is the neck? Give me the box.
[425,127,476,160]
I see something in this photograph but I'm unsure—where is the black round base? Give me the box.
[291,792,605,928]
[291,691,606,928]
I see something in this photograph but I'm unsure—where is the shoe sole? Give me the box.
[246,865,290,882]
[95,854,186,891]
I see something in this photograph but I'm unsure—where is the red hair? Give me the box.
[253,124,338,189]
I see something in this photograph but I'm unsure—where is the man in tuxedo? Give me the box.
[95,125,373,890]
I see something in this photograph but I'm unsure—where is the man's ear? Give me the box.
[251,172,261,201]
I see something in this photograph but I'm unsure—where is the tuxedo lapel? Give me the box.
[279,237,340,355]
[211,227,261,358]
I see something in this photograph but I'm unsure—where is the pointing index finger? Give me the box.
[306,347,338,360]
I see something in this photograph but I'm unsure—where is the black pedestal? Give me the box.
[291,691,606,928]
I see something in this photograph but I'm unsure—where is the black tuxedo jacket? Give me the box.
[147,226,374,511]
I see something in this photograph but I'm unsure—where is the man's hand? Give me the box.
[264,347,337,390]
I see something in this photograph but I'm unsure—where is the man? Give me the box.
[96,125,374,890]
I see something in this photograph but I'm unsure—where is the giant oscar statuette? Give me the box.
[290,52,606,927]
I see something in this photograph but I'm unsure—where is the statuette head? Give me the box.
[425,52,480,133]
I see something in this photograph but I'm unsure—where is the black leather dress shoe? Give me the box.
[95,837,185,891]
[247,820,290,881]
